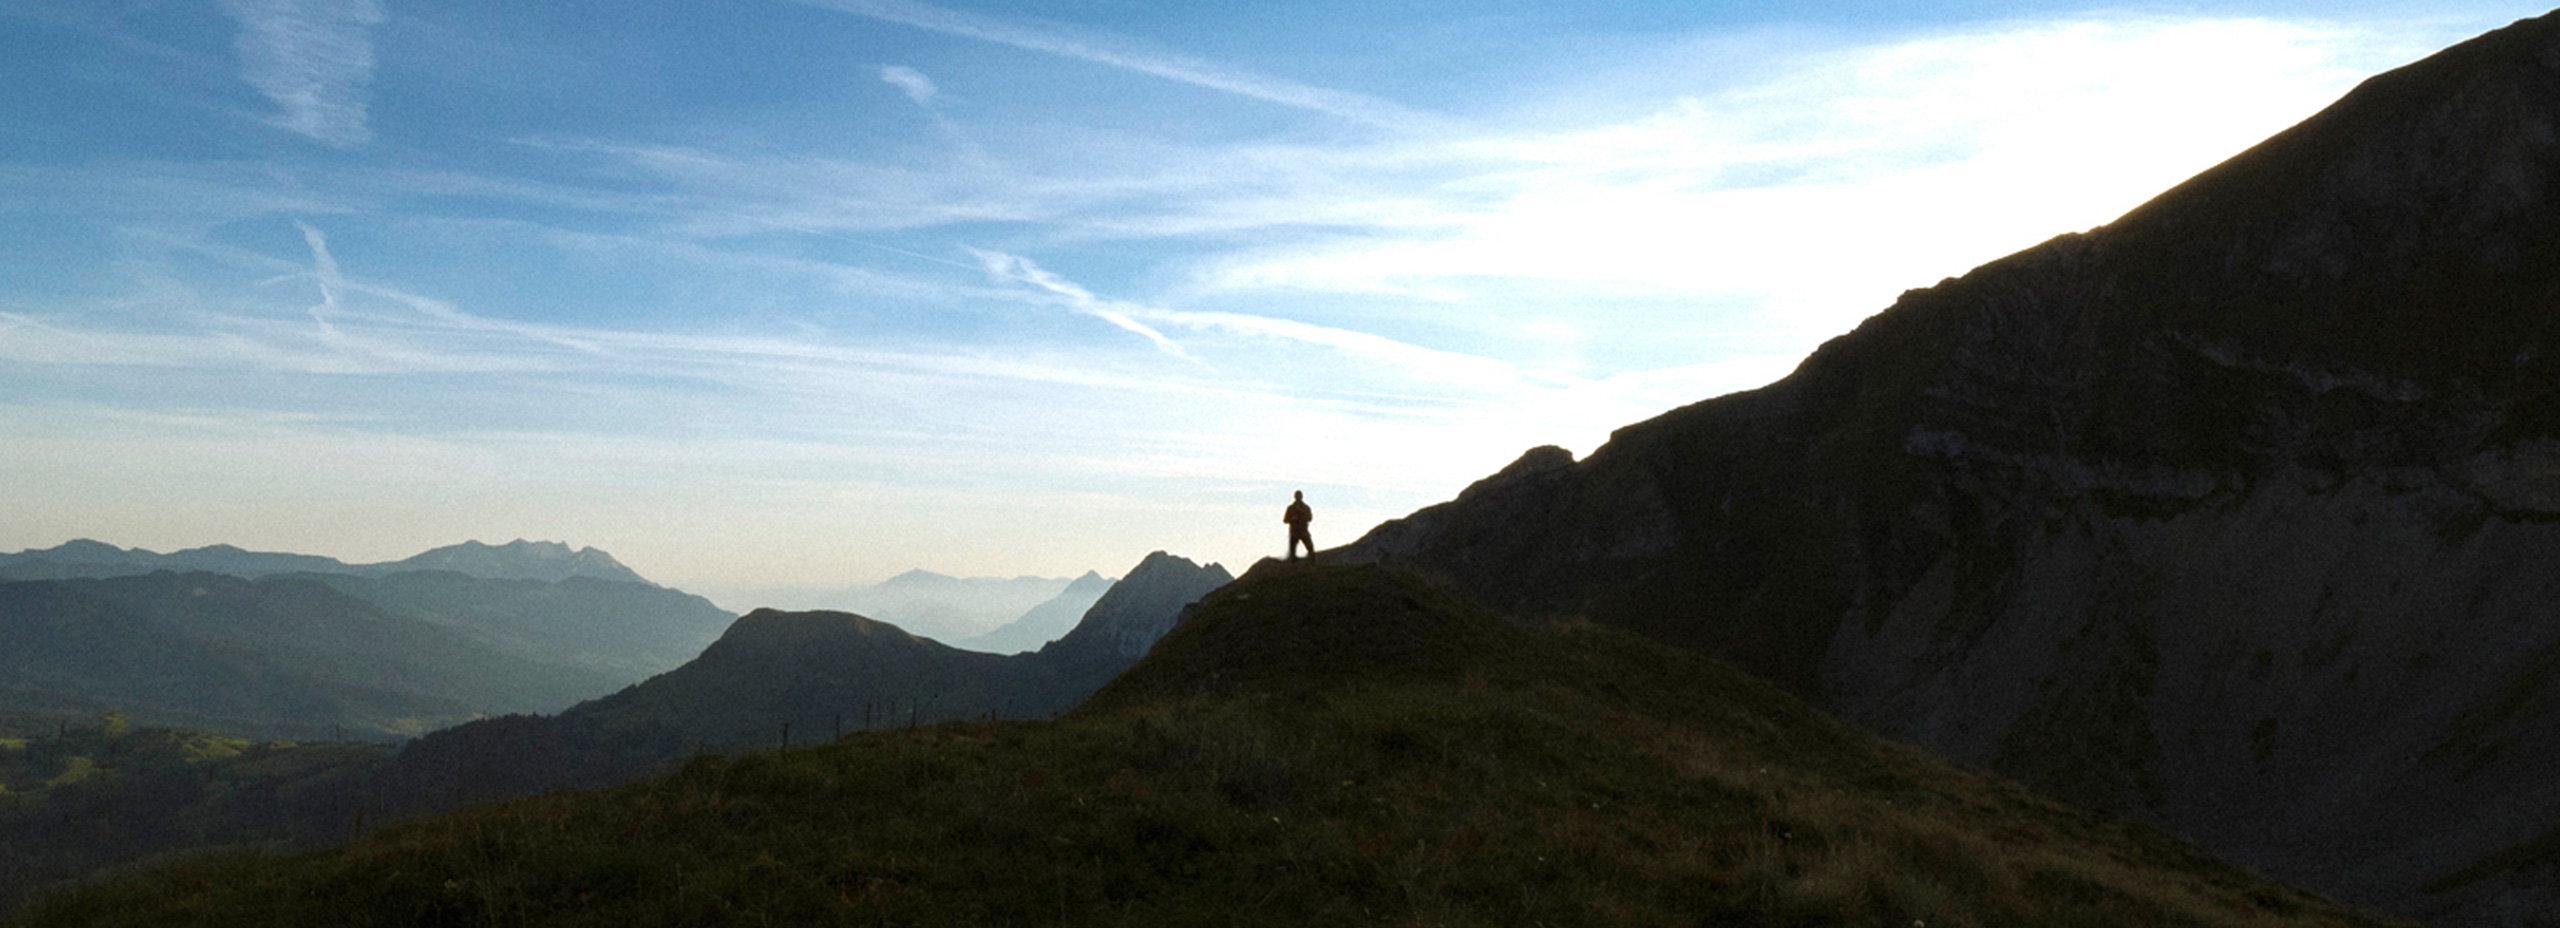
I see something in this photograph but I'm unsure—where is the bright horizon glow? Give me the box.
[0,1,2544,611]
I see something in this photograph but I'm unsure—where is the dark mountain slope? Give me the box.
[569,609,1065,740]
[1345,11,2560,925]
[1037,551,1237,689]
[15,564,2404,928]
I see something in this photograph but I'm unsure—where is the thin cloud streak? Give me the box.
[218,0,386,147]
[790,0,1442,130]
[880,65,938,106]
[968,248,1194,359]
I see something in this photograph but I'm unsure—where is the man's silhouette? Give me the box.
[1283,491,1314,560]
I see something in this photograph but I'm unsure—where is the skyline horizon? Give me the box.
[0,532,1147,616]
[7,1,2549,595]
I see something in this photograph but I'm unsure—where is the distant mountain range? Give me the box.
[722,570,1088,642]
[956,570,1115,654]
[0,540,733,740]
[0,572,623,740]
[378,551,1229,809]
[0,539,653,586]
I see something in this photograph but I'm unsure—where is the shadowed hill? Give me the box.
[1342,11,2560,925]
[14,564,2407,928]
[364,552,1230,813]
[1079,559,1529,711]
[568,608,1067,741]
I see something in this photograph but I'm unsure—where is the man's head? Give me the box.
[1293,490,1303,501]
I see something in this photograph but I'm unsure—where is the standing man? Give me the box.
[1283,490,1315,560]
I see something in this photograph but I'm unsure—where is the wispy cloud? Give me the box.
[219,0,386,147]
[292,220,345,336]
[968,248,1192,359]
[1172,15,2440,337]
[880,64,938,106]
[791,0,1440,130]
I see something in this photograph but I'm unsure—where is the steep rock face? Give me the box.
[1345,12,2560,926]
[1039,552,1235,686]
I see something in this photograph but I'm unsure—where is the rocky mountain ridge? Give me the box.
[1345,11,2560,926]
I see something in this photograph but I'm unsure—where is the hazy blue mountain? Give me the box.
[811,570,1080,642]
[0,539,655,586]
[292,572,732,682]
[956,570,1115,654]
[0,540,349,580]
[1342,12,2560,927]
[377,540,651,585]
[0,573,624,740]
[0,541,729,700]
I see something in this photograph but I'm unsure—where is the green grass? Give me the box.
[39,757,97,790]
[14,565,2402,928]
[0,718,389,916]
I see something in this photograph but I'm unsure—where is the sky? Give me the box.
[0,0,2548,611]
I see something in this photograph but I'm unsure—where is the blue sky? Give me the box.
[1,0,2546,609]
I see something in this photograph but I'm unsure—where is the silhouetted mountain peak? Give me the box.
[880,568,956,585]
[390,540,651,586]
[1038,551,1234,680]
[718,607,930,652]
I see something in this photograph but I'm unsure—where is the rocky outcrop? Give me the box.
[1343,11,2560,926]
[1038,552,1234,687]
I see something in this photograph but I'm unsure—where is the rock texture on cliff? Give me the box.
[1344,11,2560,926]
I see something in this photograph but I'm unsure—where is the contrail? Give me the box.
[786,0,1442,131]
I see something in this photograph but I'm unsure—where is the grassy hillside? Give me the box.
[0,715,386,916]
[15,564,2401,927]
